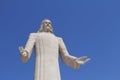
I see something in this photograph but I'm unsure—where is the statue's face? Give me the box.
[42,20,52,32]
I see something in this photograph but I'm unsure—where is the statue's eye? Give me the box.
[47,22,51,25]
[48,23,51,24]
[44,22,47,25]
[44,22,51,26]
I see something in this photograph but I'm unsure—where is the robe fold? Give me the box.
[22,32,80,80]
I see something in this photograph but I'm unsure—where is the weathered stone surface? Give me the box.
[19,19,90,80]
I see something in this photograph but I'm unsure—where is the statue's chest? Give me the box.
[36,33,58,45]
[35,33,59,55]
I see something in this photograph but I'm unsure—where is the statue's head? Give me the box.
[38,19,53,33]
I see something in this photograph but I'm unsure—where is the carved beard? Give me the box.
[43,26,53,33]
[38,25,53,33]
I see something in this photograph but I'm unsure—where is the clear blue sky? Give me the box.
[0,0,120,80]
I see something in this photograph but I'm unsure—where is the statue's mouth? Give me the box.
[46,27,52,33]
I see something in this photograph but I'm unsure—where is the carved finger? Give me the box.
[81,56,88,58]
[19,47,22,51]
[85,58,91,62]
[19,46,24,53]
[78,56,88,61]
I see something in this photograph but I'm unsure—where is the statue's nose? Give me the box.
[47,24,49,26]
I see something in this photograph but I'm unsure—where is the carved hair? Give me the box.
[37,19,53,33]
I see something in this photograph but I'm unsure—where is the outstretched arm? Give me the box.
[19,33,36,62]
[58,38,90,69]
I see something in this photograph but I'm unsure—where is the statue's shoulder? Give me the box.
[57,37,63,42]
[29,33,38,38]
[29,33,39,36]
[57,37,62,39]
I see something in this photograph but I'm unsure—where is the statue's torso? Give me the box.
[33,32,61,80]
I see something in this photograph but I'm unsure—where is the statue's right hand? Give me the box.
[19,46,28,62]
[19,46,24,53]
[19,46,27,57]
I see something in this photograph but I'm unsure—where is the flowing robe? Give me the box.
[22,32,80,80]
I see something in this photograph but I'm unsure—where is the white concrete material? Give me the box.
[19,19,90,80]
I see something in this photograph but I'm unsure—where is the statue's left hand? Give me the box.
[75,56,90,65]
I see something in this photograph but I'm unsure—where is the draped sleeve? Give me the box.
[25,33,36,58]
[58,38,80,69]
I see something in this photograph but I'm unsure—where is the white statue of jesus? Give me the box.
[19,19,90,80]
